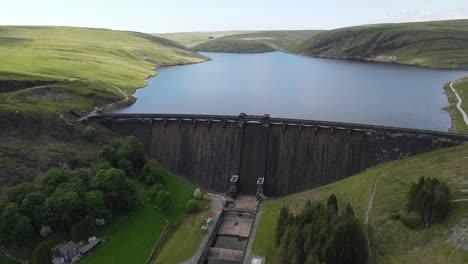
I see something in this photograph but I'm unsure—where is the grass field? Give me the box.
[252,143,468,263]
[153,199,210,264]
[80,169,197,264]
[0,256,19,264]
[181,30,322,53]
[292,19,468,69]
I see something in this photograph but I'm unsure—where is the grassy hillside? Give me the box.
[0,26,207,185]
[190,30,322,53]
[445,78,468,133]
[292,19,468,69]
[252,143,468,263]
[156,31,255,47]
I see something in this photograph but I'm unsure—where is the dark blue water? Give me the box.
[118,52,468,131]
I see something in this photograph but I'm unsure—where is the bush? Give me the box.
[156,191,172,211]
[145,167,164,185]
[186,199,201,214]
[194,188,202,200]
[81,126,96,141]
[150,184,164,202]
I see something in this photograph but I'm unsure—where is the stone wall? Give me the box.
[89,114,468,197]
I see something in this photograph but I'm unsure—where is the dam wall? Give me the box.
[89,114,468,197]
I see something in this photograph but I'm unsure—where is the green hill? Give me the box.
[190,30,322,53]
[0,26,207,186]
[292,19,468,69]
[156,31,255,47]
[252,143,468,263]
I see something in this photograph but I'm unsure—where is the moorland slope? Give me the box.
[292,19,468,69]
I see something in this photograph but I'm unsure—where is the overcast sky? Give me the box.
[1,0,467,33]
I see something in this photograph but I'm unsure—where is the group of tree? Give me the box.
[186,188,203,214]
[0,136,145,248]
[402,176,450,229]
[275,194,368,264]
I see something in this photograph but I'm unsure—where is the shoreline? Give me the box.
[444,78,468,133]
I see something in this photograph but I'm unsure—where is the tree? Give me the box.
[327,194,338,213]
[186,199,201,214]
[71,216,96,241]
[118,136,146,171]
[37,168,69,194]
[98,145,119,167]
[0,202,34,246]
[194,188,202,200]
[6,183,37,204]
[328,217,368,264]
[118,159,133,176]
[276,206,290,245]
[156,191,172,211]
[84,191,110,219]
[91,168,136,212]
[405,176,450,228]
[32,241,52,264]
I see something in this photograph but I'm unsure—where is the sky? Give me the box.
[1,0,467,33]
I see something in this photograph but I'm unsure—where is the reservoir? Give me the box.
[117,52,468,131]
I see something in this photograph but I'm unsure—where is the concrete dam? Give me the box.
[89,113,468,197]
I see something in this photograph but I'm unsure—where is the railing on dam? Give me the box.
[87,113,468,197]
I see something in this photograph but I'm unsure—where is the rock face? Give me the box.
[89,114,468,197]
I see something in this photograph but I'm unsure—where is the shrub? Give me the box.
[81,126,96,141]
[186,199,201,214]
[194,188,202,200]
[156,191,172,211]
[150,184,164,202]
[145,167,164,185]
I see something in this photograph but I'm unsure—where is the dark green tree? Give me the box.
[98,145,119,167]
[405,176,450,228]
[32,241,52,264]
[118,158,133,176]
[0,202,34,246]
[70,216,96,241]
[37,168,69,194]
[118,136,145,172]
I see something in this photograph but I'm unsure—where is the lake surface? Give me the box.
[118,52,468,131]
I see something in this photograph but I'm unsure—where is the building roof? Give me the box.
[78,239,102,255]
[56,241,78,258]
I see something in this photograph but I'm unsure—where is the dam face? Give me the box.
[89,114,468,197]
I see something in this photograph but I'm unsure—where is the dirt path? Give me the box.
[77,82,130,121]
[365,175,380,264]
[449,79,468,126]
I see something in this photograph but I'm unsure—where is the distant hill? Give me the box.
[156,31,256,47]
[292,19,468,69]
[164,30,322,53]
